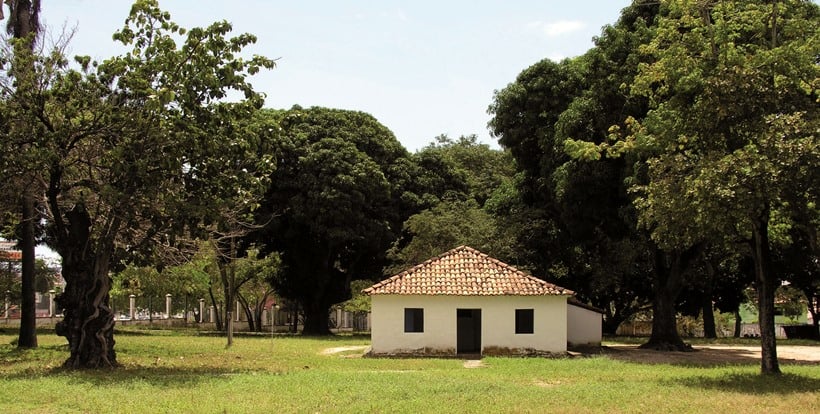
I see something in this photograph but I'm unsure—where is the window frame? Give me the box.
[404,308,424,333]
[515,308,534,334]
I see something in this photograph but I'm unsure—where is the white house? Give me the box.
[364,246,601,356]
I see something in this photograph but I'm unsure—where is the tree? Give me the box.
[590,0,819,374]
[233,250,280,332]
[0,0,274,367]
[489,1,661,336]
[386,199,500,273]
[1,0,42,349]
[257,106,411,335]
[386,134,519,272]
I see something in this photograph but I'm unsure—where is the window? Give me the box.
[404,308,424,333]
[515,309,534,334]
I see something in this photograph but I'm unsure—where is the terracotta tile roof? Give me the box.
[364,246,574,296]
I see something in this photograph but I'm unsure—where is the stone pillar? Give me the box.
[236,301,241,322]
[165,294,172,319]
[4,290,9,320]
[199,299,205,323]
[129,294,136,320]
[48,289,56,317]
[209,306,215,323]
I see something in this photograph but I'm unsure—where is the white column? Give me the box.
[4,290,9,320]
[165,294,172,319]
[236,301,241,322]
[129,294,136,320]
[209,306,215,323]
[199,299,205,323]
[48,290,56,317]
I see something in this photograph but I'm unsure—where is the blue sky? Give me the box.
[40,0,632,152]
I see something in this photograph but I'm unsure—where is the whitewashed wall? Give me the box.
[370,294,569,355]
[566,304,602,346]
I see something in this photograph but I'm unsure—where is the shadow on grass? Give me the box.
[4,363,288,387]
[600,345,819,368]
[674,372,820,395]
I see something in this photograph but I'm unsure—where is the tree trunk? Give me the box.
[702,298,717,339]
[53,206,117,368]
[236,293,256,332]
[301,300,331,335]
[734,310,742,338]
[702,257,717,339]
[641,249,692,351]
[208,286,222,331]
[17,191,37,348]
[751,212,780,375]
[602,314,624,336]
[8,0,41,351]
[601,303,633,336]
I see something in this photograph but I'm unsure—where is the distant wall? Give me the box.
[567,304,602,346]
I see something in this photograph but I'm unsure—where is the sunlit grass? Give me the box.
[1,328,818,413]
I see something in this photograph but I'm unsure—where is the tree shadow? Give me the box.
[599,345,820,368]
[673,372,820,395]
[4,364,288,387]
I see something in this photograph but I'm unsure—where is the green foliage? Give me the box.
[0,258,58,301]
[386,199,499,273]
[385,134,521,274]
[604,0,819,251]
[417,134,517,207]
[256,106,411,333]
[488,1,662,332]
[1,0,277,366]
[340,280,373,314]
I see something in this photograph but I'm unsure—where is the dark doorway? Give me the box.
[457,309,482,354]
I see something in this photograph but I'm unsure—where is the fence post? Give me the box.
[4,290,9,321]
[48,289,55,318]
[199,299,205,323]
[165,294,172,319]
[129,294,136,320]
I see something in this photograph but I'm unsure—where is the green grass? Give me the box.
[0,329,818,413]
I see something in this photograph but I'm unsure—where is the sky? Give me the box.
[39,0,633,152]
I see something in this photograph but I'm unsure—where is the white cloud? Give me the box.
[527,20,587,37]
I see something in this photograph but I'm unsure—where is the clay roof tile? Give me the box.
[363,246,573,297]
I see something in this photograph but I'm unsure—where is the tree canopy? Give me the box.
[0,0,275,367]
[255,106,412,334]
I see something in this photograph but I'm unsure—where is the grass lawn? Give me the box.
[1,329,818,413]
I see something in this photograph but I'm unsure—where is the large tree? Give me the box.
[386,134,518,272]
[489,1,661,336]
[592,0,819,374]
[0,0,274,367]
[257,106,412,335]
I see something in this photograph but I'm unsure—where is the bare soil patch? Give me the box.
[600,344,820,366]
[463,359,485,368]
[321,345,369,356]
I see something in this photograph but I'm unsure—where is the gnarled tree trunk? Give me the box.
[53,205,117,368]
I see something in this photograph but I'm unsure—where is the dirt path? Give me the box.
[600,344,820,366]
